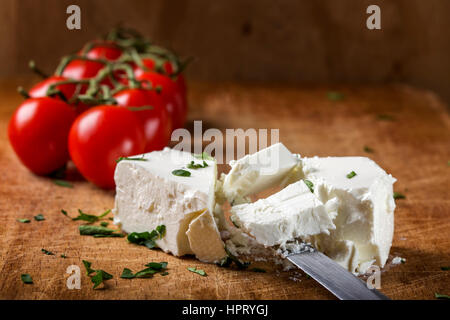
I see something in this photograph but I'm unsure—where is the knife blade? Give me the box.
[287,249,390,300]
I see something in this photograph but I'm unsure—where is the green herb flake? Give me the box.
[326,91,344,101]
[79,225,117,236]
[435,293,450,299]
[34,214,45,221]
[303,179,314,193]
[363,146,374,153]
[91,269,113,289]
[61,209,69,217]
[41,248,54,255]
[82,260,95,275]
[100,222,109,227]
[161,271,169,276]
[172,169,191,177]
[440,266,450,271]
[393,192,406,200]
[188,267,207,277]
[17,218,30,223]
[21,274,33,284]
[116,156,148,163]
[127,226,165,249]
[73,209,111,223]
[193,152,214,161]
[120,268,136,279]
[92,233,124,238]
[346,171,357,179]
[52,179,73,188]
[187,160,208,169]
[60,254,67,259]
[251,268,266,273]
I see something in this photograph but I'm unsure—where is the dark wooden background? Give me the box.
[1,0,449,105]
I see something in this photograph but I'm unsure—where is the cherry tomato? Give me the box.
[8,97,77,175]
[136,71,187,129]
[29,76,76,101]
[83,41,122,61]
[113,88,172,152]
[68,105,145,189]
[61,59,105,80]
[133,58,174,77]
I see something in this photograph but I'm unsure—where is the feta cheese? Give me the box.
[186,209,227,263]
[222,143,300,202]
[302,156,396,273]
[113,148,221,259]
[230,180,337,247]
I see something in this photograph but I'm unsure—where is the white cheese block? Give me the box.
[222,143,300,202]
[230,180,337,247]
[113,148,220,258]
[186,209,227,263]
[301,156,396,273]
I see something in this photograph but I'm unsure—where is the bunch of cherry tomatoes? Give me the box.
[8,28,188,189]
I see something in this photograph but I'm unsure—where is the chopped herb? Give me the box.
[108,217,114,221]
[120,268,135,279]
[93,233,125,238]
[251,268,266,273]
[187,160,208,169]
[100,222,109,227]
[440,266,450,271]
[435,293,450,299]
[79,225,123,238]
[346,171,357,179]
[305,274,311,279]
[34,214,45,221]
[41,249,54,255]
[303,179,314,193]
[116,156,148,163]
[326,91,344,101]
[194,152,214,161]
[376,114,395,121]
[60,254,67,258]
[363,146,374,153]
[21,274,33,284]
[393,192,406,200]
[91,269,113,289]
[82,260,95,275]
[127,225,166,249]
[72,209,111,223]
[17,218,30,223]
[61,209,69,217]
[161,272,169,276]
[121,262,168,279]
[217,256,232,268]
[52,179,73,188]
[172,169,191,177]
[188,267,207,276]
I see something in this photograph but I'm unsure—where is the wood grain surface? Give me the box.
[0,78,449,300]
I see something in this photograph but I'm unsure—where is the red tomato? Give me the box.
[61,59,105,80]
[83,42,122,61]
[136,71,187,129]
[68,106,145,189]
[28,76,90,115]
[113,88,172,152]
[29,76,76,101]
[133,58,174,77]
[8,97,77,175]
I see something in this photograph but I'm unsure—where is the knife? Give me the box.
[287,249,390,300]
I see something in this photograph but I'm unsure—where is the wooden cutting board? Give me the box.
[0,78,449,300]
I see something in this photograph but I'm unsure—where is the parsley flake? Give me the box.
[435,293,450,299]
[79,225,123,238]
[41,249,54,255]
[188,267,207,276]
[440,266,450,271]
[21,274,33,284]
[346,171,357,179]
[303,179,314,193]
[72,209,111,223]
[52,179,73,188]
[127,225,165,249]
[116,156,148,163]
[193,152,214,161]
[34,214,45,221]
[363,146,374,153]
[327,91,344,101]
[91,270,113,289]
[17,218,30,223]
[120,262,168,279]
[172,169,191,177]
[393,192,406,200]
[187,160,208,169]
